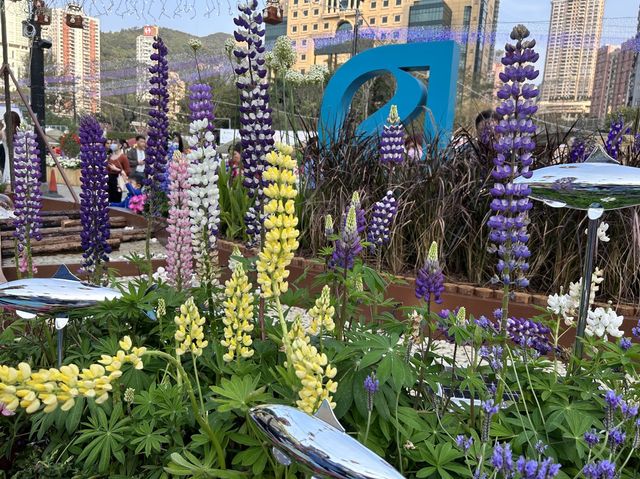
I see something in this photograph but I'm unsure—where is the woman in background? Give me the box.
[107,142,131,203]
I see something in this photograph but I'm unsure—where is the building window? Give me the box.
[395,0,401,4]
[383,0,388,6]
[302,39,307,46]
[303,9,308,15]
[313,23,318,30]
[293,11,298,17]
[294,0,298,4]
[303,24,308,31]
[301,54,307,61]
[314,8,319,14]
[292,25,298,32]
[370,17,375,24]
[371,1,376,7]
[394,14,400,22]
[381,16,387,23]
[292,40,297,46]
[324,22,329,29]
[301,68,306,73]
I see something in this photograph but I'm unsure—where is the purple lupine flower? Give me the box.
[506,317,552,355]
[604,390,623,430]
[367,190,397,252]
[455,435,473,453]
[379,105,405,164]
[330,204,362,270]
[620,337,632,351]
[234,0,274,245]
[481,400,500,442]
[620,401,639,419]
[534,440,547,454]
[489,25,538,292]
[78,117,111,279]
[632,319,640,338]
[607,427,626,450]
[604,116,626,160]
[475,316,494,330]
[584,430,600,448]
[568,138,587,163]
[343,191,366,236]
[583,460,616,479]
[516,457,561,479]
[415,241,445,305]
[145,36,170,214]
[12,129,43,277]
[364,372,379,412]
[479,345,504,371]
[491,442,514,477]
[634,133,640,155]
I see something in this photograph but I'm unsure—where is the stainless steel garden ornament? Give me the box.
[249,401,405,479]
[513,144,640,360]
[0,265,124,366]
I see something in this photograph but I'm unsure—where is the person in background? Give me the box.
[107,142,130,203]
[110,173,144,209]
[120,139,130,155]
[1,112,21,185]
[229,143,242,180]
[474,109,501,146]
[127,135,147,175]
[171,132,184,153]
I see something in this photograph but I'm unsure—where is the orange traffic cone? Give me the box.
[44,168,63,198]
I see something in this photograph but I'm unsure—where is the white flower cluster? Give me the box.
[586,304,623,339]
[224,38,236,57]
[271,36,296,72]
[186,118,220,281]
[584,221,610,242]
[188,38,203,51]
[547,267,623,340]
[547,267,604,326]
[46,156,81,169]
[283,64,329,85]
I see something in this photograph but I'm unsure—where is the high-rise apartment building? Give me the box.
[267,0,453,72]
[446,0,500,87]
[136,26,158,99]
[590,45,619,119]
[539,0,605,117]
[0,0,31,82]
[43,7,101,114]
[628,5,640,108]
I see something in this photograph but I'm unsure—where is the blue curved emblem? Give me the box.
[318,41,459,148]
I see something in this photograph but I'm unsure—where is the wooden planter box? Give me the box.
[46,166,82,187]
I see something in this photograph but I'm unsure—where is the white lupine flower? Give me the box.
[569,267,604,308]
[546,293,577,326]
[585,306,623,339]
[584,222,610,242]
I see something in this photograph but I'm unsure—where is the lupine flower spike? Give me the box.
[186,83,220,285]
[308,285,336,336]
[285,317,338,413]
[415,241,445,304]
[13,129,43,277]
[256,144,300,299]
[234,0,275,245]
[222,262,255,362]
[368,190,397,253]
[78,117,110,280]
[145,36,170,213]
[165,151,194,289]
[174,297,208,357]
[490,24,538,291]
[379,105,405,164]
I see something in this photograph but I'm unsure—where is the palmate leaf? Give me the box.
[74,405,130,474]
[210,374,274,415]
[131,422,169,457]
[165,451,247,478]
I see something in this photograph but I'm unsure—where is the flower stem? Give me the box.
[192,353,206,418]
[364,410,372,446]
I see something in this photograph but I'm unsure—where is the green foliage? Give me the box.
[218,165,249,241]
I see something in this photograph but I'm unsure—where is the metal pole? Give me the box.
[1,1,15,189]
[573,205,603,362]
[57,328,63,367]
[29,11,47,183]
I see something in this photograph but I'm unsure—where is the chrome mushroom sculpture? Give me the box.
[249,401,404,479]
[513,145,640,359]
[0,265,138,366]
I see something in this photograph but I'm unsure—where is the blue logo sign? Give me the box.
[318,41,459,149]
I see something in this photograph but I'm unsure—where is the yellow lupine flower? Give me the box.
[284,317,338,414]
[221,262,255,362]
[308,286,335,336]
[256,145,300,299]
[174,297,209,356]
[0,337,144,415]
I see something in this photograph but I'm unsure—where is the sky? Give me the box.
[93,0,639,38]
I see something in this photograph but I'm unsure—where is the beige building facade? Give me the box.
[540,0,605,116]
[0,0,31,82]
[267,0,498,86]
